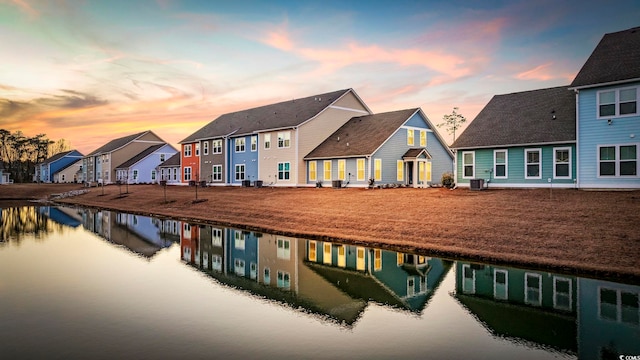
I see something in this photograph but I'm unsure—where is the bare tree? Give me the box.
[437,107,467,144]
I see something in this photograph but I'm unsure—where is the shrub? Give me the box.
[441,172,455,188]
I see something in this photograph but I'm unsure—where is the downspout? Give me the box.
[574,89,580,189]
[367,155,372,187]
[452,149,458,186]
[224,137,229,184]
[295,127,299,186]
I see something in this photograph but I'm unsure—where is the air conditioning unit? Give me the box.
[470,179,484,191]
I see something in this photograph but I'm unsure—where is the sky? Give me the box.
[1,0,639,154]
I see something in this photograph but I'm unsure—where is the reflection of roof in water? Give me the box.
[46,207,82,228]
[193,264,367,327]
[453,293,577,354]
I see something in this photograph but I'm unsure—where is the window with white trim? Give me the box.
[160,154,165,162]
[235,164,245,181]
[462,151,474,179]
[277,271,290,289]
[554,147,571,179]
[374,159,382,181]
[599,287,639,325]
[234,259,245,276]
[264,134,271,149]
[420,130,426,147]
[494,150,507,179]
[184,144,192,157]
[338,159,345,181]
[263,267,270,284]
[357,159,365,181]
[407,129,414,146]
[323,160,332,181]
[195,143,200,156]
[212,139,222,154]
[277,238,290,259]
[212,228,222,247]
[235,138,245,152]
[598,86,638,118]
[184,167,192,181]
[525,273,542,306]
[234,231,245,250]
[308,241,317,262]
[212,165,222,181]
[396,160,404,181]
[251,135,257,152]
[203,141,209,155]
[407,277,416,297]
[462,264,475,294]
[525,149,541,179]
[599,144,638,177]
[494,269,508,300]
[278,131,290,148]
[278,162,290,180]
[308,161,316,182]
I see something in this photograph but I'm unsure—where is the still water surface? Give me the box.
[0,206,638,359]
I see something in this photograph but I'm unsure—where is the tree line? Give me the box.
[0,129,70,183]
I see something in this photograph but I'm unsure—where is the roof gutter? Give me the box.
[568,77,640,91]
[451,140,576,150]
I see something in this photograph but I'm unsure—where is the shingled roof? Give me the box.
[570,26,640,88]
[114,144,165,170]
[451,86,576,149]
[88,131,150,156]
[305,108,419,159]
[41,150,81,165]
[157,152,181,168]
[179,89,363,144]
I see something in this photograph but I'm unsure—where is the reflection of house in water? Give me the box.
[39,206,83,228]
[80,209,177,258]
[453,262,578,354]
[305,240,451,312]
[181,225,451,325]
[453,262,640,357]
[577,278,640,360]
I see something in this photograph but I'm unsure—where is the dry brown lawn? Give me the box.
[2,183,639,281]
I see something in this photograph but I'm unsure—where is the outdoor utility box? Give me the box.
[255,180,263,188]
[242,180,251,187]
[199,181,207,187]
[188,180,196,186]
[470,179,484,191]
[332,180,342,188]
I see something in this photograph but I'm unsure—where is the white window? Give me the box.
[462,264,475,294]
[308,161,317,182]
[234,259,245,276]
[525,273,542,306]
[278,162,290,180]
[277,238,290,259]
[599,287,639,325]
[554,147,571,179]
[212,165,222,181]
[250,262,257,280]
[235,164,245,181]
[234,231,245,250]
[160,154,165,162]
[407,277,416,297]
[308,241,317,262]
[184,144,192,157]
[420,130,426,147]
[407,129,414,146]
[184,167,192,181]
[323,160,332,181]
[598,87,638,118]
[172,168,178,181]
[338,159,346,181]
[251,135,257,152]
[264,134,271,149]
[462,151,475,179]
[235,138,245,152]
[396,160,404,181]
[195,143,200,156]
[263,267,271,284]
[494,150,507,179]
[212,228,222,247]
[212,255,222,271]
[203,141,209,155]
[151,170,156,181]
[553,277,572,311]
[212,139,222,154]
[525,149,542,179]
[494,269,508,300]
[357,159,365,181]
[133,170,138,180]
[598,144,638,177]
[374,159,382,181]
[278,131,290,148]
[277,271,290,289]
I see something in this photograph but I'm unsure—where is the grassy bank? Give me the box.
[2,183,639,281]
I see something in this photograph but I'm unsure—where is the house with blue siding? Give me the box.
[114,144,177,184]
[451,86,576,188]
[179,89,371,186]
[305,108,453,188]
[35,150,83,183]
[0,163,12,184]
[569,26,640,189]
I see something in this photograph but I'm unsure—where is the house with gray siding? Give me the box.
[451,86,576,188]
[569,26,640,189]
[179,88,372,186]
[157,152,181,184]
[305,108,453,188]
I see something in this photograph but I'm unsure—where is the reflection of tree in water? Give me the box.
[0,207,56,244]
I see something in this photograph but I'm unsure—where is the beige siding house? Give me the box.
[82,131,167,185]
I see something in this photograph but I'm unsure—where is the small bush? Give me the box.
[441,172,455,188]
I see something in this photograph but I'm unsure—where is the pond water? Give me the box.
[0,206,638,360]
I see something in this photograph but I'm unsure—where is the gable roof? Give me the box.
[305,108,418,159]
[179,89,366,144]
[114,144,165,170]
[451,86,576,149]
[53,159,83,174]
[87,131,153,156]
[157,152,181,168]
[41,150,82,166]
[570,26,640,89]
